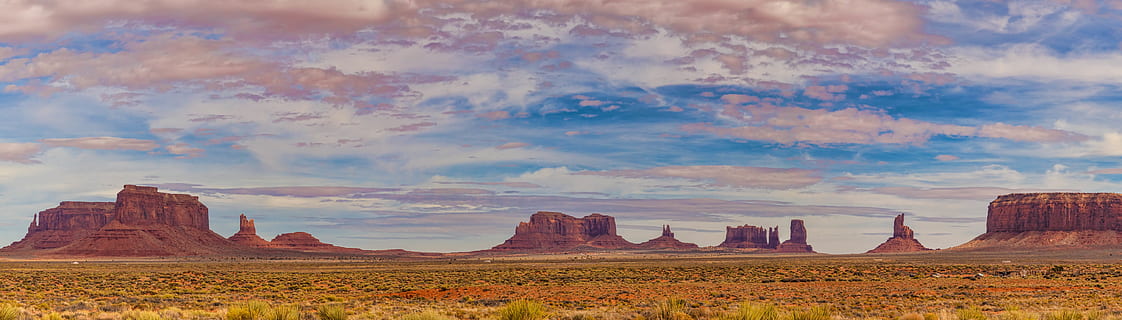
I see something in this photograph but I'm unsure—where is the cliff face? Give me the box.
[956,193,1122,250]
[987,193,1122,232]
[3,202,115,250]
[637,225,699,249]
[718,225,778,249]
[3,185,256,257]
[776,219,815,253]
[492,211,637,250]
[867,214,931,253]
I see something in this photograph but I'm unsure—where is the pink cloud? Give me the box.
[166,143,204,158]
[435,181,544,188]
[156,184,396,197]
[40,137,159,151]
[578,100,606,107]
[565,131,588,136]
[666,106,685,112]
[934,154,960,162]
[581,165,822,190]
[0,0,395,41]
[868,187,1079,201]
[477,111,512,120]
[601,105,620,112]
[803,85,847,101]
[0,142,42,164]
[386,122,437,132]
[683,101,1087,145]
[495,142,531,150]
[978,123,1088,143]
[1087,168,1122,175]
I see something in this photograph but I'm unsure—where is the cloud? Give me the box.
[165,143,204,158]
[0,0,394,41]
[156,183,397,197]
[950,44,1122,83]
[495,142,531,150]
[1087,168,1122,175]
[476,111,511,120]
[435,181,544,188]
[934,154,960,161]
[39,137,159,151]
[580,165,822,190]
[683,96,1088,145]
[867,186,1079,201]
[0,143,42,163]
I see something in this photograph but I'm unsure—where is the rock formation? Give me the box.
[268,232,364,253]
[3,202,115,250]
[956,193,1122,249]
[228,214,271,247]
[637,225,699,249]
[867,214,931,253]
[718,225,779,249]
[492,211,637,250]
[775,219,815,253]
[2,185,269,256]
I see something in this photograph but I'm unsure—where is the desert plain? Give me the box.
[4,249,1122,320]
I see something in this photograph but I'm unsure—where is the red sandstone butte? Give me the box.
[492,211,637,250]
[956,193,1122,249]
[268,232,364,253]
[4,185,256,257]
[867,214,931,253]
[775,219,815,253]
[637,225,699,249]
[718,224,779,249]
[228,214,271,247]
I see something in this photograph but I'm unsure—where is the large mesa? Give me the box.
[491,211,637,251]
[717,225,779,249]
[955,193,1122,249]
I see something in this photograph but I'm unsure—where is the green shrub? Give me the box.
[316,305,346,320]
[721,303,779,320]
[956,307,987,320]
[266,306,299,320]
[0,305,20,320]
[227,301,272,320]
[900,313,925,320]
[400,311,454,320]
[497,300,548,320]
[1045,311,1084,320]
[123,310,164,320]
[787,306,832,320]
[646,298,693,320]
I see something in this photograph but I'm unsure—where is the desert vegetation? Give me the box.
[1,256,1121,319]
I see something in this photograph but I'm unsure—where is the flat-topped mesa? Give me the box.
[867,214,931,253]
[718,225,777,249]
[492,211,637,250]
[954,193,1122,250]
[638,225,700,249]
[987,193,1122,232]
[268,232,363,253]
[227,214,271,247]
[2,202,115,251]
[113,185,209,229]
[776,219,815,253]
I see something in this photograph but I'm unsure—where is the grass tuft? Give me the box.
[787,306,832,320]
[956,307,987,320]
[497,300,548,320]
[400,311,455,320]
[721,303,779,320]
[123,310,164,320]
[0,305,20,320]
[316,305,346,320]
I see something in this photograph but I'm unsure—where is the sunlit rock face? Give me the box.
[492,211,638,250]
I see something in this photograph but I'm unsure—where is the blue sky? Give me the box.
[1,0,1122,253]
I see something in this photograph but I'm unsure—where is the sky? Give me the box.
[1,0,1122,254]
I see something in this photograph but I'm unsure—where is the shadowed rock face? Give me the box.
[638,225,699,249]
[956,193,1122,250]
[2,185,253,257]
[776,219,815,253]
[3,202,115,250]
[718,225,778,249]
[492,211,637,250]
[987,193,1122,232]
[867,214,931,253]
